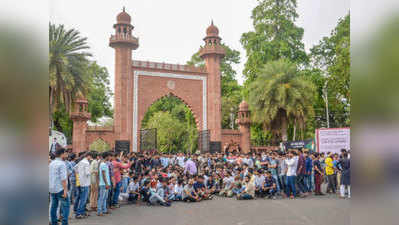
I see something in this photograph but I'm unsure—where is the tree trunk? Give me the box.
[281,116,288,142]
[293,118,296,141]
[49,87,54,136]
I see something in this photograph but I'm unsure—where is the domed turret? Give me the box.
[117,7,131,24]
[199,20,225,59]
[239,100,249,111]
[109,7,139,50]
[206,20,219,37]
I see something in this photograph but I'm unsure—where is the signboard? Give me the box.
[316,128,350,153]
[115,140,130,154]
[209,141,222,154]
[49,130,67,152]
[198,130,210,154]
[283,139,315,152]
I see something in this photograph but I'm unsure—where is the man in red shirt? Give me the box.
[111,152,131,208]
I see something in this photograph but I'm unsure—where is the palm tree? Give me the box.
[248,59,315,143]
[49,23,91,130]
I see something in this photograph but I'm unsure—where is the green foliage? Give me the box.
[49,23,92,114]
[187,44,243,129]
[248,59,315,142]
[142,96,198,153]
[89,138,111,152]
[240,0,308,86]
[86,61,113,122]
[310,13,350,127]
[49,24,113,140]
[53,104,73,142]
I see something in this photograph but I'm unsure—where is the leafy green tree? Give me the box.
[240,0,308,86]
[49,23,91,123]
[187,44,243,129]
[52,61,113,141]
[310,13,350,127]
[142,96,198,153]
[248,59,315,143]
[86,61,113,122]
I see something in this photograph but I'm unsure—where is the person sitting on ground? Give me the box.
[182,179,200,202]
[170,179,184,201]
[193,176,210,200]
[152,178,171,207]
[219,171,234,197]
[231,175,244,197]
[237,175,255,200]
[205,174,217,197]
[140,180,152,205]
[262,171,277,199]
[127,176,140,204]
[145,178,170,207]
[254,169,265,198]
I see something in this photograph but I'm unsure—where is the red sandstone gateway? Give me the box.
[71,9,251,153]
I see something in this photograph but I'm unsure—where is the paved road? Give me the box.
[70,195,349,225]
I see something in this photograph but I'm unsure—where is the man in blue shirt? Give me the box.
[97,152,111,216]
[304,151,313,193]
[49,148,70,225]
[268,153,280,193]
[262,171,277,199]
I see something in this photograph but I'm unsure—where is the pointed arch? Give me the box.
[133,70,207,152]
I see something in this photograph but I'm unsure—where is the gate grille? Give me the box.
[140,128,157,152]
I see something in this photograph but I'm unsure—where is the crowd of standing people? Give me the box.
[49,147,350,225]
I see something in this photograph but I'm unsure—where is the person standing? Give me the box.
[304,151,313,194]
[339,152,351,198]
[97,152,111,216]
[184,157,197,176]
[268,153,280,193]
[89,152,100,211]
[285,151,297,199]
[325,153,336,194]
[75,152,92,219]
[111,152,132,208]
[49,148,70,225]
[295,149,307,197]
[312,153,325,195]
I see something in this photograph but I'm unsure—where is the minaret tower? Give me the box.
[71,94,91,153]
[109,8,139,147]
[237,101,251,153]
[199,21,225,149]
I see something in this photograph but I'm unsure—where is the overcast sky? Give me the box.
[49,0,349,91]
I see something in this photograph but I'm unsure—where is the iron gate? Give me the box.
[198,130,210,154]
[140,128,157,152]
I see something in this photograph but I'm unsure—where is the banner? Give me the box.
[282,139,315,152]
[316,128,350,153]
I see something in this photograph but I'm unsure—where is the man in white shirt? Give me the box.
[284,151,297,199]
[49,148,69,225]
[75,152,92,218]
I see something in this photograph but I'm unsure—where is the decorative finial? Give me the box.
[123,6,125,12]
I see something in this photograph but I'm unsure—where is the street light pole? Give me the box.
[323,79,330,128]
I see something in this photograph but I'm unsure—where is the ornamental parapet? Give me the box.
[87,126,114,131]
[109,33,139,49]
[71,112,91,120]
[236,117,251,125]
[132,60,207,74]
[199,45,226,58]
